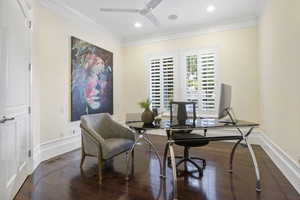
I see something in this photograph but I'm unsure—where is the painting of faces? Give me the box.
[71,37,113,121]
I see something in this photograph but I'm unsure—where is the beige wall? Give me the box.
[33,4,124,144]
[259,0,300,161]
[123,27,260,122]
[30,0,300,165]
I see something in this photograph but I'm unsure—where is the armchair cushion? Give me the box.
[102,138,134,159]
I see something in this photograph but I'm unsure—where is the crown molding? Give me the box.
[123,17,258,47]
[39,0,122,44]
[38,0,258,48]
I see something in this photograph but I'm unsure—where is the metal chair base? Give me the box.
[167,147,206,178]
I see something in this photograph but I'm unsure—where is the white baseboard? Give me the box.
[259,133,300,194]
[32,134,81,172]
[30,129,299,194]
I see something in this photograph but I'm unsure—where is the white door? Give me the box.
[0,0,31,199]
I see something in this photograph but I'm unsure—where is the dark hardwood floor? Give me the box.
[15,135,300,200]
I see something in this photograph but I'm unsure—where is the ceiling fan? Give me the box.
[99,0,163,27]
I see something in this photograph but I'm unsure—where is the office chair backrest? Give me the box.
[170,101,197,126]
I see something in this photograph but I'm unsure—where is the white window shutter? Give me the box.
[149,50,217,116]
[183,51,217,116]
[149,56,175,111]
[150,58,161,109]
[199,52,217,113]
[162,57,174,110]
[185,54,200,111]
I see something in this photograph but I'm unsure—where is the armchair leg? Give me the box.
[80,136,86,169]
[80,147,86,169]
[125,149,135,181]
[98,155,103,184]
[131,149,135,175]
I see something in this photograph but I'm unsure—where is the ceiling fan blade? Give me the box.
[139,0,162,16]
[146,0,163,10]
[100,8,140,13]
[145,12,160,27]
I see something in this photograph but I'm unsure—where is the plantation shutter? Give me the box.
[162,57,174,110]
[149,56,175,111]
[149,50,217,116]
[199,52,217,112]
[184,51,217,115]
[185,55,200,111]
[150,58,161,109]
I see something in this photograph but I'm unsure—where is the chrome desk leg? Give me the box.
[143,135,163,178]
[162,143,169,178]
[228,138,242,173]
[131,148,135,175]
[245,137,262,192]
[230,127,262,192]
[144,133,152,151]
[126,136,141,180]
[169,142,178,200]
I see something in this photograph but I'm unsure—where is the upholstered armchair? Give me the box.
[80,113,135,183]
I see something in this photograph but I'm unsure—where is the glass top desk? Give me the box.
[126,119,261,200]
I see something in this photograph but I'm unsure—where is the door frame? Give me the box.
[17,0,35,175]
[0,0,33,199]
[15,0,34,178]
[0,14,6,200]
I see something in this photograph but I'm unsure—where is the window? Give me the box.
[149,49,218,117]
[199,52,217,112]
[183,51,217,116]
[185,54,200,109]
[149,58,161,109]
[149,56,175,111]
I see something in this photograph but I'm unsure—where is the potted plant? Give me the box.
[138,99,154,125]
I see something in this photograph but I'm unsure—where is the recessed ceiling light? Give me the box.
[134,22,142,28]
[168,14,178,20]
[206,5,216,13]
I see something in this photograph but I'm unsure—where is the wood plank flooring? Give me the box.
[15,135,300,200]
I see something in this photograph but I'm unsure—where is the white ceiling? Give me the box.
[59,0,261,42]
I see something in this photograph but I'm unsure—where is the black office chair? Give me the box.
[168,101,209,177]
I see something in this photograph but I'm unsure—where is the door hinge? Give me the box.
[28,106,31,114]
[28,150,32,157]
[28,63,31,71]
[28,20,32,29]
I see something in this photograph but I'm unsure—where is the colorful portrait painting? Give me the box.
[71,36,113,121]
